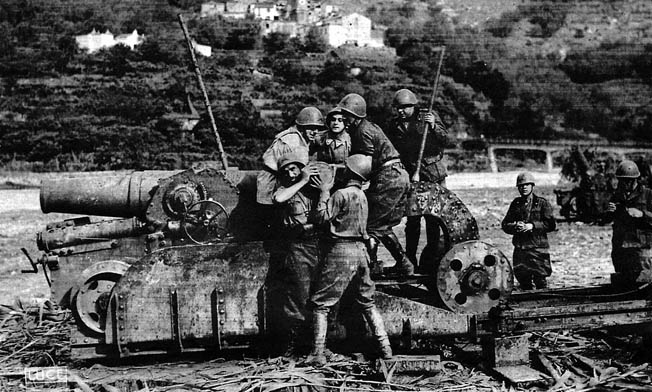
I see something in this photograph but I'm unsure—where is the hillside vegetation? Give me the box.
[0,0,651,171]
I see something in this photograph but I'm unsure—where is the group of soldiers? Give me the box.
[256,89,448,365]
[254,88,652,366]
[502,159,652,292]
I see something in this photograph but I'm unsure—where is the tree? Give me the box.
[303,27,327,53]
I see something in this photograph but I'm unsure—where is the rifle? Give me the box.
[412,46,446,183]
[178,14,230,171]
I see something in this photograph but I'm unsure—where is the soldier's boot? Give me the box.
[282,322,300,358]
[363,307,393,359]
[381,232,415,276]
[306,311,328,367]
[405,216,421,266]
[366,235,384,277]
[533,276,548,290]
[515,271,533,291]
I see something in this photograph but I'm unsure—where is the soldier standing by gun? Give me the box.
[606,160,652,284]
[502,172,556,290]
[387,88,448,269]
[336,93,414,276]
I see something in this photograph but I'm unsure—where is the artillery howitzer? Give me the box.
[24,168,652,381]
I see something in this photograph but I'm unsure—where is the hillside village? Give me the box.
[76,0,384,54]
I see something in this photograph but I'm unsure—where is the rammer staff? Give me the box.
[412,46,446,183]
[178,13,229,171]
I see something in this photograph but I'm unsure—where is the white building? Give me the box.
[317,13,383,48]
[200,1,248,19]
[75,29,145,53]
[192,40,212,57]
[250,2,280,20]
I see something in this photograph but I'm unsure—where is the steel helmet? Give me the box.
[616,160,640,178]
[345,154,372,181]
[337,93,367,118]
[278,149,309,170]
[516,172,535,186]
[393,89,418,107]
[295,107,324,127]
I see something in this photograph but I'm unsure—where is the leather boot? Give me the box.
[282,322,300,358]
[405,216,421,266]
[365,236,384,276]
[363,307,393,359]
[381,232,414,276]
[306,311,328,367]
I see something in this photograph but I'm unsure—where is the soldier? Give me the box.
[257,107,323,354]
[606,160,652,283]
[317,107,351,165]
[336,93,414,276]
[501,172,556,290]
[272,150,321,357]
[257,106,325,205]
[308,154,393,366]
[388,88,449,268]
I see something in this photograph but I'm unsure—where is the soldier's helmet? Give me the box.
[278,149,309,170]
[295,107,325,127]
[337,93,367,118]
[345,154,372,181]
[615,160,640,178]
[393,89,418,107]
[516,172,536,186]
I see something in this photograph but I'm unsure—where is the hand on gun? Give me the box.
[422,111,435,128]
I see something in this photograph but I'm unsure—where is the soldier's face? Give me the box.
[342,113,356,128]
[282,163,302,183]
[302,126,321,143]
[328,114,345,133]
[517,183,533,197]
[618,177,637,193]
[395,104,415,120]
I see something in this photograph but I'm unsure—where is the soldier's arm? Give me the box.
[501,200,519,234]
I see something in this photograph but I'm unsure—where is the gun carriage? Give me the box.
[23,168,652,371]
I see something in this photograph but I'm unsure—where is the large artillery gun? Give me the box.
[23,167,652,381]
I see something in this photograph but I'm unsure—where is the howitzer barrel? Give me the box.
[37,218,145,251]
[40,172,168,218]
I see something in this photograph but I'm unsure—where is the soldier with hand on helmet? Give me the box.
[502,172,556,290]
[388,88,449,269]
[257,107,325,205]
[271,149,322,357]
[335,93,414,276]
[307,154,393,366]
[606,160,652,283]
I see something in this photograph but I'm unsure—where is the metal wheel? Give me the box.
[74,260,129,334]
[436,240,513,313]
[182,199,229,244]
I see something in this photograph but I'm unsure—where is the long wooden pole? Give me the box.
[412,46,446,183]
[177,14,229,171]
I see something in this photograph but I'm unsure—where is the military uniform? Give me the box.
[308,175,391,365]
[349,119,409,237]
[388,110,448,183]
[317,131,351,165]
[278,186,320,325]
[502,193,556,289]
[388,109,448,266]
[609,185,652,283]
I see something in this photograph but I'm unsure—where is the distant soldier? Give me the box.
[271,149,321,357]
[257,107,325,205]
[336,93,413,276]
[317,107,351,165]
[387,88,449,268]
[502,172,556,290]
[308,154,393,366]
[607,160,652,283]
